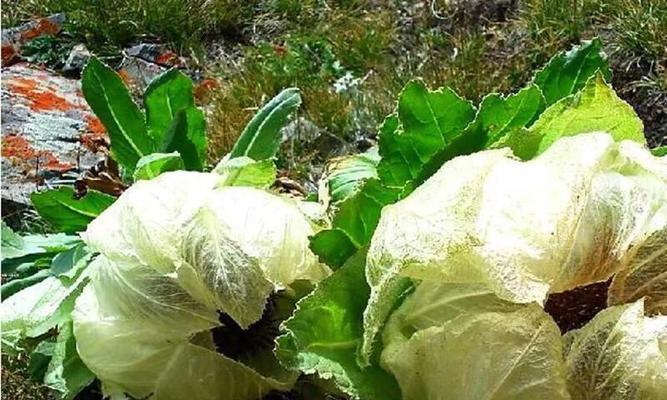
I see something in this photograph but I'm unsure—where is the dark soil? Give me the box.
[544,280,611,333]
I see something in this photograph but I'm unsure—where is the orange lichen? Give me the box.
[8,77,81,112]
[1,43,18,66]
[2,134,38,159]
[41,152,74,171]
[20,18,61,41]
[2,134,74,172]
[156,50,179,66]
[117,69,133,86]
[81,115,109,152]
[85,114,106,135]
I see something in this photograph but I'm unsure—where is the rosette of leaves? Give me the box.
[278,39,667,400]
[2,56,306,400]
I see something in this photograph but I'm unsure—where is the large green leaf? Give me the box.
[276,250,401,400]
[144,69,195,143]
[81,57,153,170]
[229,88,302,161]
[50,244,92,279]
[499,74,646,159]
[320,149,380,205]
[31,187,116,233]
[29,339,56,382]
[1,266,90,351]
[2,224,80,274]
[1,221,23,253]
[312,81,477,269]
[533,38,611,105]
[377,81,475,187]
[133,152,185,181]
[473,84,545,146]
[161,107,207,171]
[309,229,357,270]
[310,179,401,268]
[415,84,545,185]
[1,269,52,299]
[43,320,95,399]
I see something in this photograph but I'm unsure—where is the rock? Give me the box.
[117,43,191,91]
[125,43,183,67]
[62,43,91,75]
[117,55,166,91]
[281,117,322,143]
[1,13,65,67]
[1,63,107,204]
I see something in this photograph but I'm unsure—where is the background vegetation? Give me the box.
[5,0,665,167]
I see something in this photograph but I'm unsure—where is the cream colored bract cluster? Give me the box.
[74,171,329,400]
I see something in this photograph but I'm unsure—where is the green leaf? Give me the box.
[276,250,402,400]
[652,146,667,157]
[2,221,23,252]
[29,339,56,382]
[310,179,401,268]
[144,69,195,143]
[2,228,80,263]
[377,81,476,187]
[161,107,207,171]
[43,320,95,400]
[82,56,153,170]
[31,187,116,233]
[2,269,89,351]
[213,156,277,188]
[500,74,646,159]
[229,88,302,161]
[533,38,611,105]
[320,149,380,205]
[329,179,402,248]
[474,84,546,145]
[133,152,185,181]
[309,229,357,269]
[415,84,545,185]
[1,269,52,300]
[50,244,92,279]
[312,82,477,269]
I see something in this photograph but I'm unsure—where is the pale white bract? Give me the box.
[73,171,329,400]
[363,133,667,362]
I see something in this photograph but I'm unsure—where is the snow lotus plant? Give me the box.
[2,39,667,400]
[375,133,667,399]
[2,56,314,400]
[278,39,667,400]
[74,170,329,399]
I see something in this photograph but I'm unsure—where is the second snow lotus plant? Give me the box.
[2,39,666,400]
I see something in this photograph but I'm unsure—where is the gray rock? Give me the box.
[62,43,91,74]
[1,63,106,204]
[118,55,166,91]
[1,14,65,66]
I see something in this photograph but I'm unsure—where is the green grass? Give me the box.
[206,0,666,173]
[4,0,665,170]
[2,0,256,54]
